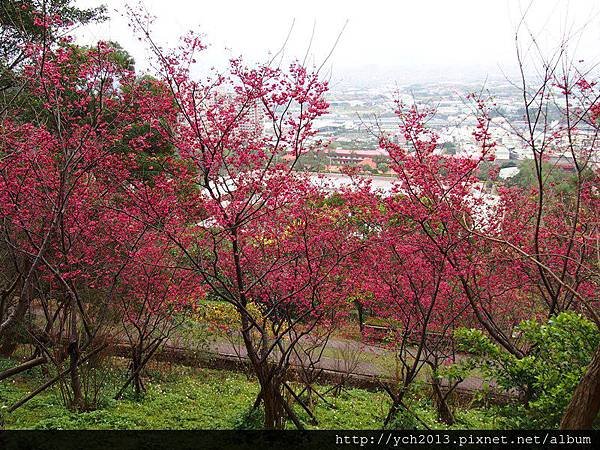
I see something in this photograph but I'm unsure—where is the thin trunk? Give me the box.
[133,344,143,396]
[355,300,364,333]
[8,344,107,413]
[383,401,402,428]
[114,338,163,400]
[232,231,287,429]
[240,313,288,428]
[431,376,455,425]
[0,356,47,381]
[383,388,406,428]
[68,298,83,410]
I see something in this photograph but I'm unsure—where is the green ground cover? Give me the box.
[1,356,501,430]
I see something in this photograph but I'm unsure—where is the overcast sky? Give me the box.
[74,0,600,83]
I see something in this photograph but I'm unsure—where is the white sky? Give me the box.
[74,0,600,82]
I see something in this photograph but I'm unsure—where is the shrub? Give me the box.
[447,312,600,428]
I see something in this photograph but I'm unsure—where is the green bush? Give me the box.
[447,312,599,428]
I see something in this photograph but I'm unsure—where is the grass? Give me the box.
[0,356,392,430]
[0,355,504,430]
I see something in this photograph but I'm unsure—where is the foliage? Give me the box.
[506,159,577,193]
[1,0,599,431]
[0,0,106,92]
[447,312,600,428]
[0,358,396,430]
[195,301,262,333]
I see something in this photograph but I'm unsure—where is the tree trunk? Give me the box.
[132,344,143,396]
[384,401,402,428]
[0,356,47,381]
[383,388,406,428]
[261,376,286,429]
[431,377,455,425]
[355,300,365,333]
[68,300,83,410]
[560,343,600,429]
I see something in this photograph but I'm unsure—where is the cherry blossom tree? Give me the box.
[121,16,364,428]
[114,232,203,398]
[0,30,179,409]
[376,31,599,426]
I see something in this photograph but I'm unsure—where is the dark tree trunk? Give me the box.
[0,356,47,381]
[384,401,402,428]
[260,375,286,429]
[114,339,163,400]
[560,343,600,429]
[132,344,144,396]
[239,309,287,429]
[383,388,406,428]
[68,301,83,410]
[431,377,455,425]
[355,300,365,333]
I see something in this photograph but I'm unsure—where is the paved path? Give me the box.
[26,306,500,395]
[204,336,495,393]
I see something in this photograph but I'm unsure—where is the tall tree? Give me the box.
[122,16,365,428]
[0,32,180,410]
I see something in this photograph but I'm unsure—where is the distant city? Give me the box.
[279,74,599,181]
